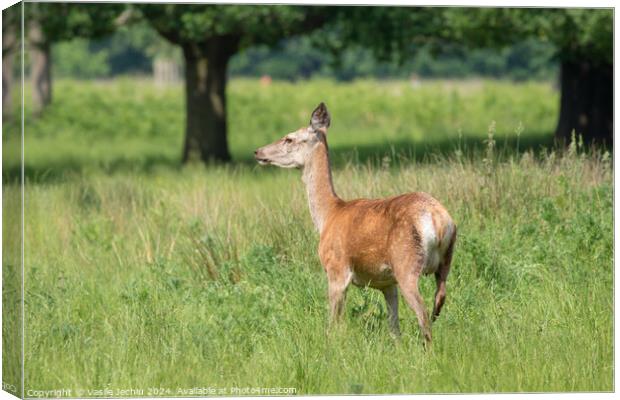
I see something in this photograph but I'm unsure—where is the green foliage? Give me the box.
[229,37,556,81]
[25,2,124,44]
[332,6,444,62]
[53,39,110,78]
[3,78,611,392]
[52,25,557,81]
[97,20,181,62]
[230,36,325,80]
[138,4,327,48]
[52,21,183,79]
[339,7,612,65]
[442,8,613,63]
[540,8,613,63]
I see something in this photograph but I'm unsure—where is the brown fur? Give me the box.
[255,103,456,344]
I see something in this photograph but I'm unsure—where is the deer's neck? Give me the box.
[301,140,340,233]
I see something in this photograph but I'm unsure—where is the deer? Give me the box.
[254,103,456,345]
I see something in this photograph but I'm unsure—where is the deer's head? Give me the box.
[255,102,331,169]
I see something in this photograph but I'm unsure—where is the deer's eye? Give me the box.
[284,138,293,144]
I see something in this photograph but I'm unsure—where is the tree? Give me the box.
[139,4,330,162]
[3,4,21,118]
[336,7,613,145]
[443,8,612,144]
[24,2,123,113]
[542,10,612,145]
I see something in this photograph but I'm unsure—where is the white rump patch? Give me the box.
[420,212,440,274]
[441,222,455,253]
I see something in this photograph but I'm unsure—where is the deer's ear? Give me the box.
[310,102,331,131]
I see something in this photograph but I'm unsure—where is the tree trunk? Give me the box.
[30,42,52,113]
[182,36,239,163]
[28,20,52,114]
[3,36,15,117]
[555,59,613,146]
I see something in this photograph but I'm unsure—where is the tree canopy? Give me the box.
[441,8,612,64]
[25,2,123,44]
[331,7,612,65]
[138,4,328,48]
[21,2,124,112]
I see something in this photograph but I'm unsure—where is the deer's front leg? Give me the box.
[326,266,352,326]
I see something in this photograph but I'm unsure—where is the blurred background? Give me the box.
[2,4,612,179]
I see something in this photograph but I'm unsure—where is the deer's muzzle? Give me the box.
[254,149,270,165]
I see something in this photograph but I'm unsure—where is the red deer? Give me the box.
[254,103,456,344]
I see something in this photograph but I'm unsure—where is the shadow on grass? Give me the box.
[3,130,560,184]
[2,154,183,185]
[326,130,557,167]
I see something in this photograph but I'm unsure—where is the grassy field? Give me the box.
[2,78,613,394]
[3,78,558,179]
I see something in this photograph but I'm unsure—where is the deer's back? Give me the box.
[318,192,455,288]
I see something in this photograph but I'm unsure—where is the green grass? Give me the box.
[3,78,558,180]
[2,78,612,394]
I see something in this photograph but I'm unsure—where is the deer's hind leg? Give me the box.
[432,228,456,322]
[392,248,432,344]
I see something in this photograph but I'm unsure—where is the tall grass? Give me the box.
[2,78,612,394]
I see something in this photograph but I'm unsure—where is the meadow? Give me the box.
[2,78,613,394]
